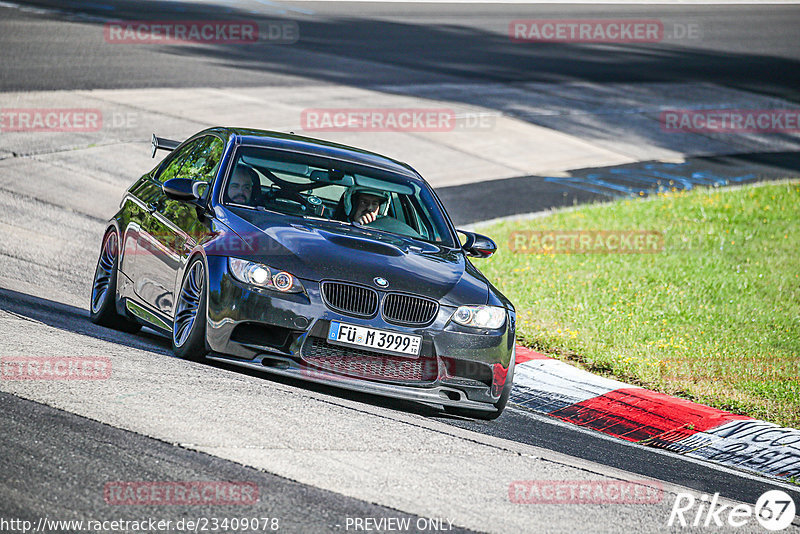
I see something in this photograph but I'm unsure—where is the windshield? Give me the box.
[222,145,456,247]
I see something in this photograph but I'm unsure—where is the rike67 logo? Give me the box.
[668,490,796,531]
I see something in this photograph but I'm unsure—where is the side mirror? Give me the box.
[458,230,497,258]
[163,178,204,202]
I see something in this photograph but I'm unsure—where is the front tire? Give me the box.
[172,257,209,361]
[89,229,141,333]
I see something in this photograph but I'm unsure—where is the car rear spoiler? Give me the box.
[151,134,180,158]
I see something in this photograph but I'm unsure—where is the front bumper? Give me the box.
[204,255,515,408]
[206,353,500,412]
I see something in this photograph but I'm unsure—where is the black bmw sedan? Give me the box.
[90,127,516,419]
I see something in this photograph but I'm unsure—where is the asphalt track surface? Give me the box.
[2,391,464,534]
[2,1,800,532]
[2,0,800,101]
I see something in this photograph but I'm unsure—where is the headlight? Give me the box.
[228,258,304,293]
[451,305,506,329]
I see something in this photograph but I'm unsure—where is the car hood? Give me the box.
[213,208,489,306]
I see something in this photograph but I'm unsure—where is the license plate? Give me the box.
[327,321,421,357]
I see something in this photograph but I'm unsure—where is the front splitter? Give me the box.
[206,353,496,413]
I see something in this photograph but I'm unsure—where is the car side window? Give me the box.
[154,136,224,186]
[180,136,225,184]
[154,140,197,184]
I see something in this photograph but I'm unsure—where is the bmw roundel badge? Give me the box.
[374,277,389,288]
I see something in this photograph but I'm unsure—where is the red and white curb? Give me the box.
[512,345,800,482]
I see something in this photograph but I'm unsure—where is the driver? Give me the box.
[347,188,389,225]
[225,165,260,205]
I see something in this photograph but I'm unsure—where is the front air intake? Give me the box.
[382,293,439,326]
[320,281,379,317]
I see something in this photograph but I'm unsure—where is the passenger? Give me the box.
[225,165,260,205]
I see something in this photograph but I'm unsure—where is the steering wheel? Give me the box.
[260,168,321,193]
[263,188,313,211]
[254,167,329,215]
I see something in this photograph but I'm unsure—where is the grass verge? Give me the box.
[479,181,800,427]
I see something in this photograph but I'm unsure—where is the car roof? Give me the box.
[205,127,425,184]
